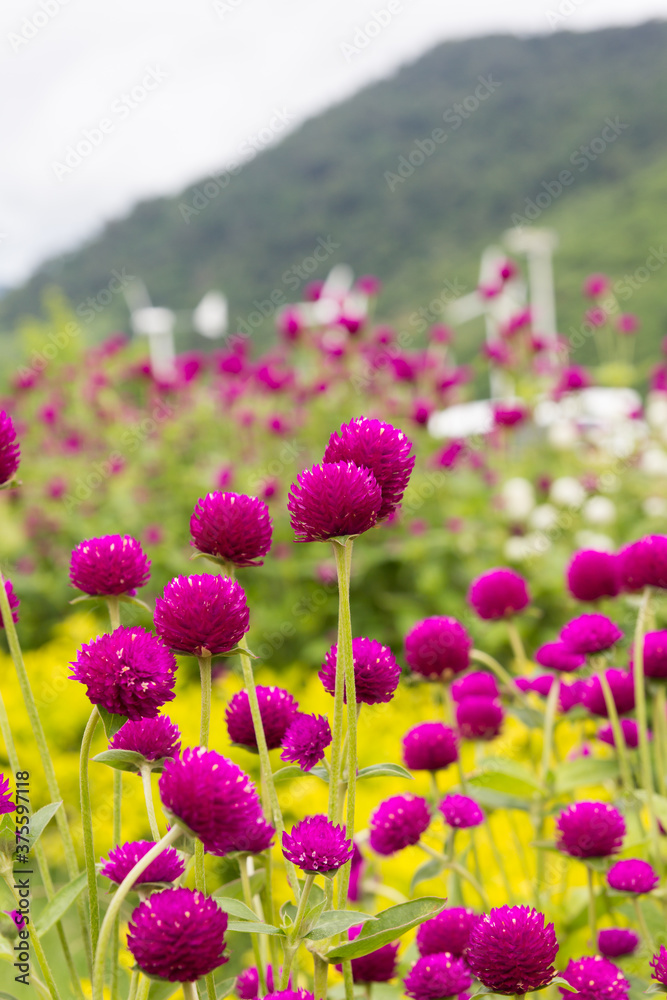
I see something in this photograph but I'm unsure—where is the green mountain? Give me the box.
[3,21,667,365]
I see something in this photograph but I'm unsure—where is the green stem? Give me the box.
[80,706,100,956]
[598,671,634,795]
[429,770,440,805]
[654,685,667,797]
[313,954,329,1000]
[198,654,212,749]
[418,841,489,908]
[633,896,656,951]
[470,649,534,708]
[182,984,198,1000]
[240,855,266,995]
[280,873,316,989]
[127,971,139,1000]
[485,816,515,903]
[2,870,63,1000]
[586,865,597,944]
[342,960,355,1000]
[333,538,356,909]
[633,587,662,872]
[106,595,121,631]
[140,766,161,841]
[540,676,560,778]
[112,768,122,1000]
[92,824,181,1000]
[0,568,92,975]
[506,619,527,668]
[328,541,353,831]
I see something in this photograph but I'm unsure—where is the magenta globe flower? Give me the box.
[468,568,530,620]
[280,713,331,771]
[237,965,279,999]
[109,715,181,763]
[559,956,629,1000]
[439,794,484,829]
[319,637,401,704]
[0,412,20,486]
[323,416,415,521]
[631,631,667,678]
[212,815,276,856]
[618,535,667,591]
[369,795,431,856]
[456,696,504,741]
[0,774,15,814]
[154,573,249,657]
[127,887,228,982]
[190,492,273,567]
[598,928,639,958]
[0,580,19,629]
[402,723,458,772]
[416,907,479,957]
[282,815,353,875]
[651,946,667,985]
[597,718,642,749]
[451,672,499,701]
[555,801,625,858]
[404,617,471,681]
[348,842,364,902]
[101,840,185,886]
[582,668,635,718]
[264,992,313,1000]
[404,953,471,1000]
[70,535,150,596]
[226,686,299,751]
[465,905,558,995]
[70,627,176,720]
[288,462,382,542]
[336,926,399,983]
[560,614,624,655]
[535,642,585,673]
[606,859,658,893]
[566,550,620,602]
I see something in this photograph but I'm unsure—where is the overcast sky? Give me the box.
[1,0,665,288]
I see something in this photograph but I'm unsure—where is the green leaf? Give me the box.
[508,705,545,729]
[310,766,330,784]
[0,992,23,999]
[357,763,414,781]
[215,977,238,1000]
[34,871,89,936]
[325,897,446,961]
[305,909,376,941]
[214,869,265,900]
[27,801,62,849]
[552,758,620,795]
[465,786,531,813]
[468,758,539,799]
[637,791,667,829]
[226,920,282,935]
[92,749,146,773]
[551,976,579,992]
[410,857,445,894]
[97,706,127,738]
[474,757,541,790]
[215,898,258,921]
[272,766,306,782]
[147,980,182,1000]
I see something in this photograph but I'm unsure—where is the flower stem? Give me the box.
[140,765,161,840]
[313,953,329,1000]
[112,768,122,1000]
[586,865,597,944]
[598,671,634,795]
[2,870,63,1000]
[485,815,515,903]
[332,538,356,909]
[80,705,101,957]
[182,984,198,1000]
[342,959,355,1000]
[328,539,354,832]
[633,896,656,951]
[654,685,667,797]
[540,675,560,779]
[506,619,527,668]
[633,587,662,873]
[198,654,212,749]
[280,873,316,988]
[240,855,267,995]
[470,649,534,708]
[418,841,489,908]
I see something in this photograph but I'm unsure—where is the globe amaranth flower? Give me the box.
[323,416,415,521]
[70,627,176,720]
[0,774,14,814]
[582,669,635,718]
[465,905,558,995]
[606,859,659,893]
[154,573,249,657]
[468,568,530,620]
[416,907,479,958]
[69,535,150,596]
[110,715,181,764]
[404,617,471,680]
[555,801,625,858]
[618,535,667,591]
[264,992,313,1000]
[651,946,667,984]
[598,928,639,958]
[631,631,667,678]
[404,953,471,1000]
[598,718,642,749]
[0,411,20,486]
[456,696,504,741]
[439,794,484,829]
[559,956,629,1000]
[336,925,399,983]
[159,747,263,853]
[566,550,620,602]
[236,965,288,999]
[101,840,185,886]
[535,642,585,674]
[451,671,499,701]
[369,795,431,856]
[0,580,19,630]
[280,713,331,771]
[190,492,273,567]
[282,815,353,875]
[226,685,299,751]
[127,887,228,982]
[402,723,458,772]
[319,637,401,704]
[212,815,276,856]
[348,842,364,902]
[288,462,382,542]
[560,614,624,655]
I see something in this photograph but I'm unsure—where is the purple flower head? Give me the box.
[0,412,20,486]
[282,815,353,875]
[598,928,639,958]
[402,723,458,772]
[417,907,479,957]
[319,637,401,704]
[288,462,382,542]
[530,674,555,698]
[606,859,658,894]
[70,627,176,720]
[555,801,625,858]
[127,887,228,982]
[465,905,558,995]
[0,774,14,814]
[369,795,431,856]
[468,568,530,620]
[0,580,19,630]
[323,417,415,521]
[159,747,263,853]
[405,617,471,681]
[618,535,667,591]
[535,642,585,674]
[439,794,484,829]
[582,669,635,718]
[560,614,624,655]
[281,713,331,771]
[101,840,185,886]
[154,573,249,657]
[348,842,364,902]
[237,965,277,999]
[337,925,399,983]
[404,953,471,1000]
[632,631,667,678]
[69,535,150,596]
[456,697,504,741]
[264,992,313,1000]
[212,815,276,856]
[566,550,620,602]
[226,685,299,751]
[559,956,629,1000]
[560,679,587,712]
[190,492,273,567]
[451,672,499,701]
[5,910,25,932]
[109,715,181,763]
[597,718,642,749]
[651,946,667,985]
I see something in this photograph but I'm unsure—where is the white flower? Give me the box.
[529,504,559,531]
[641,447,667,476]
[582,496,616,525]
[643,496,667,518]
[574,530,615,552]
[550,476,586,508]
[500,477,535,520]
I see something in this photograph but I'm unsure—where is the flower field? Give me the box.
[0,262,666,1000]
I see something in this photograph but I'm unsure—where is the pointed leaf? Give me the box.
[92,749,146,774]
[310,766,330,784]
[305,910,376,941]
[551,977,579,992]
[507,705,545,729]
[215,898,258,921]
[226,919,282,935]
[465,786,531,813]
[215,977,238,1000]
[27,802,62,849]
[97,706,127,738]
[357,763,413,781]
[325,897,446,961]
[410,857,445,894]
[147,981,182,1000]
[273,766,306,782]
[552,758,619,795]
[34,871,88,935]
